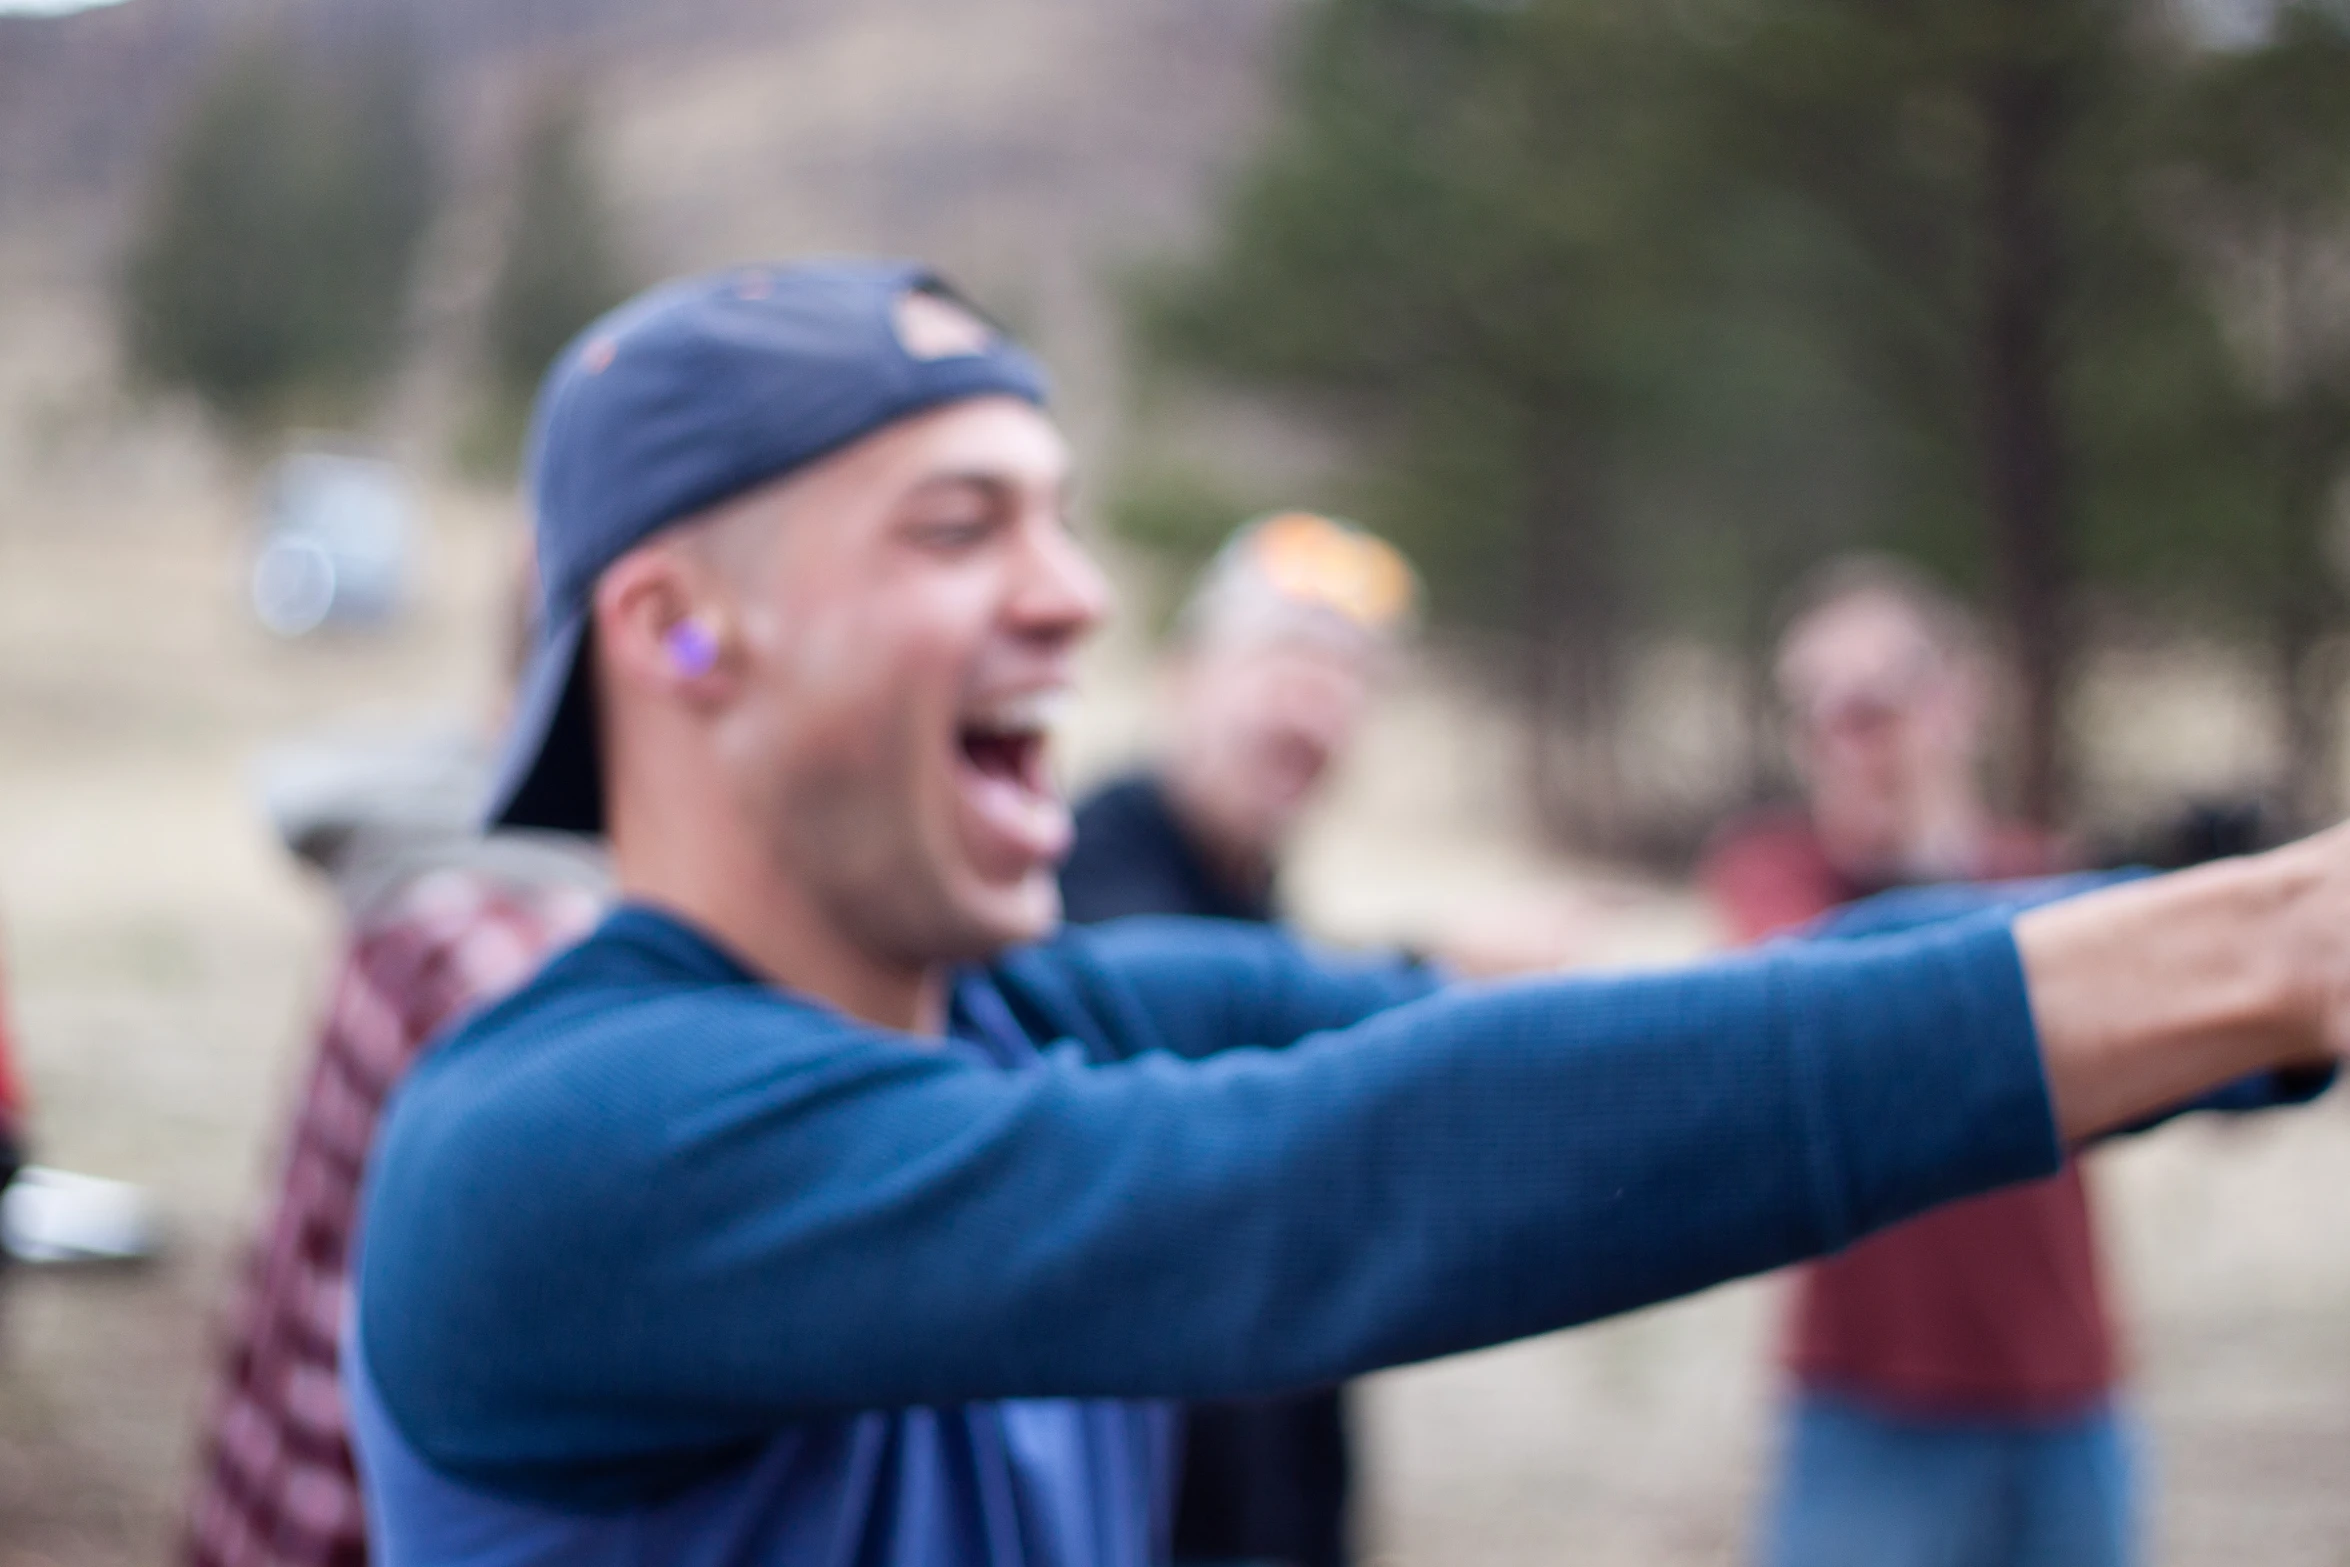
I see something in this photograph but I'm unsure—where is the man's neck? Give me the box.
[1897,787,1991,882]
[601,721,951,1035]
[615,855,948,1037]
[1820,789,1992,888]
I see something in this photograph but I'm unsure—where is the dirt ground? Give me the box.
[4,462,2350,1567]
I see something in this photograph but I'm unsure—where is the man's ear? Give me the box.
[593,545,734,704]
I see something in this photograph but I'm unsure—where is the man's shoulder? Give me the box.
[359,919,897,1373]
[382,913,877,1175]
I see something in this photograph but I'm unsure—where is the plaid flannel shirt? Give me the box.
[183,865,600,1567]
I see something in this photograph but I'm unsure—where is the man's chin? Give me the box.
[991,877,1064,948]
[939,873,1062,959]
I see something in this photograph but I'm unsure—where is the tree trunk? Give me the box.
[2275,391,2344,829]
[2256,219,2349,830]
[1977,59,2076,828]
[2278,625,2342,832]
[1519,422,1625,850]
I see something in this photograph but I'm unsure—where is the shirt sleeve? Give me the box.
[359,914,2058,1507]
[995,916,1444,1062]
[1798,871,2138,941]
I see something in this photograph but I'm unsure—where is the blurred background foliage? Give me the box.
[121,31,436,439]
[119,26,633,479]
[61,0,2350,857]
[1125,0,2350,850]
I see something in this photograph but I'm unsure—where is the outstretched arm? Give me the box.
[1802,872,2128,942]
[360,829,2350,1507]
[363,912,2057,1505]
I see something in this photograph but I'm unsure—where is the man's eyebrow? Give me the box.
[904,471,1011,497]
[903,469,1073,502]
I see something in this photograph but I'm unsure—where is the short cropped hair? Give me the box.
[1774,553,1984,668]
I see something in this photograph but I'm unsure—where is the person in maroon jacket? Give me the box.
[1704,559,2128,1567]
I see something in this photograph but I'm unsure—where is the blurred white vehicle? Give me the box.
[251,446,415,636]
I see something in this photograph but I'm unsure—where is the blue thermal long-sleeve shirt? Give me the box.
[351,901,2067,1566]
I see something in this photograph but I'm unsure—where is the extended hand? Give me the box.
[2015,827,2343,1141]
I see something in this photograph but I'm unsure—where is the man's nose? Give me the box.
[1010,519,1114,642]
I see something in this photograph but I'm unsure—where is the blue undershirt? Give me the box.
[352,902,2068,1566]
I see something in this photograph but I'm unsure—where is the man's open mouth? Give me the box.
[952,690,1074,868]
[960,721,1052,797]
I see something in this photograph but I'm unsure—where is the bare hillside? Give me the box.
[0,0,1291,341]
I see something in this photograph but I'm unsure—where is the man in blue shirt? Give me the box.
[351,260,2350,1567]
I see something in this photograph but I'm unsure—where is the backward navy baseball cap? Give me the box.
[486,259,1050,835]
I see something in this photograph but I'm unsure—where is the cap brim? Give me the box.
[483,607,604,834]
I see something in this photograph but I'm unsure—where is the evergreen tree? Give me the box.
[123,41,323,430]
[1700,0,2269,824]
[2162,2,2350,820]
[1139,0,1741,846]
[121,34,437,437]
[1139,0,2313,840]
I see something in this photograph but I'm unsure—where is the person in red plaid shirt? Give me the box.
[181,731,604,1567]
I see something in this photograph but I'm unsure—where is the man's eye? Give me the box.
[910,514,995,549]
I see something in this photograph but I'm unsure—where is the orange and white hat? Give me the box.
[1177,511,1420,652]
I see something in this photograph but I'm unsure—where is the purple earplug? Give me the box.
[665,620,720,677]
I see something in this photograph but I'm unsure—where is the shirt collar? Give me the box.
[595,901,1035,1066]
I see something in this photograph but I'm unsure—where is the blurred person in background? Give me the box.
[1060,510,1417,1567]
[1704,558,2306,1567]
[182,561,607,1567]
